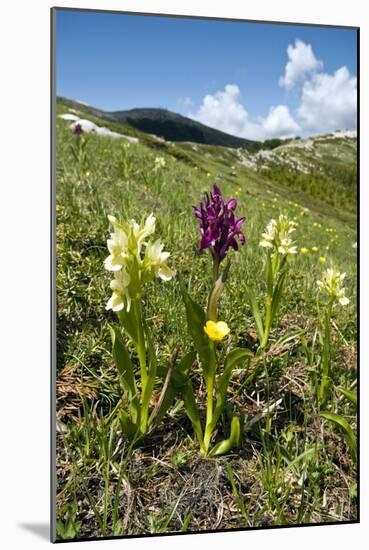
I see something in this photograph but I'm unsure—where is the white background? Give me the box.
[0,0,366,548]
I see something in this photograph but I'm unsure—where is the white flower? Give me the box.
[131,213,156,254]
[104,218,129,272]
[154,157,166,171]
[145,239,175,281]
[317,268,350,306]
[106,269,131,312]
[259,214,297,256]
[105,212,173,314]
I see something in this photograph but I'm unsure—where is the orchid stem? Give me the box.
[260,294,272,350]
[134,298,149,433]
[203,342,217,453]
[212,256,220,284]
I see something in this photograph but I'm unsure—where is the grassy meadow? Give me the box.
[55,99,357,540]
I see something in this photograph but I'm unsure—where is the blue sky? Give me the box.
[55,9,357,139]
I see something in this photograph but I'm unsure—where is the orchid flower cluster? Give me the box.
[194,184,245,279]
[259,214,298,257]
[178,185,250,456]
[317,268,350,307]
[104,214,174,312]
[104,213,174,437]
[244,214,298,351]
[316,268,350,407]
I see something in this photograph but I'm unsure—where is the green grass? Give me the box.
[55,100,357,540]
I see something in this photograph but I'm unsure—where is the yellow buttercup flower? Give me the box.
[204,320,230,341]
[311,246,318,252]
[319,256,326,263]
[300,247,309,254]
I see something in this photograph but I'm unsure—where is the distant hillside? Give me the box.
[107,108,259,149]
[57,97,357,216]
[58,97,260,150]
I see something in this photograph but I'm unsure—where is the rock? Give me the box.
[59,113,80,121]
[69,118,139,142]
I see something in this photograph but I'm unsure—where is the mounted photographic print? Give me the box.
[51,7,359,542]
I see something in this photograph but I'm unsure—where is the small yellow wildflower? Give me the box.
[300,247,309,254]
[235,191,239,196]
[311,246,318,252]
[85,171,90,177]
[207,172,212,177]
[319,256,326,263]
[204,320,230,342]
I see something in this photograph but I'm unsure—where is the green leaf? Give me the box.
[319,310,332,406]
[225,348,254,370]
[209,416,241,457]
[118,308,139,343]
[320,411,357,461]
[266,253,274,295]
[109,325,140,424]
[283,446,317,471]
[56,502,81,540]
[171,350,196,389]
[120,410,138,439]
[212,348,253,428]
[141,320,158,431]
[179,278,212,376]
[180,379,203,446]
[207,261,230,321]
[151,385,176,426]
[270,269,287,322]
[337,387,357,406]
[244,284,264,342]
[151,351,196,426]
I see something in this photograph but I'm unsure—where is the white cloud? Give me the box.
[189,84,300,141]
[279,39,322,90]
[298,66,357,132]
[178,96,193,108]
[261,105,301,138]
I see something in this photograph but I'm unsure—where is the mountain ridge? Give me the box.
[57,97,261,149]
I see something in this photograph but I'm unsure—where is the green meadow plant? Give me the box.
[70,124,89,168]
[246,214,298,350]
[117,143,135,180]
[316,267,350,407]
[179,185,252,456]
[104,213,175,438]
[152,156,166,194]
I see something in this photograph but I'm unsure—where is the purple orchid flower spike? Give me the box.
[194,184,246,269]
